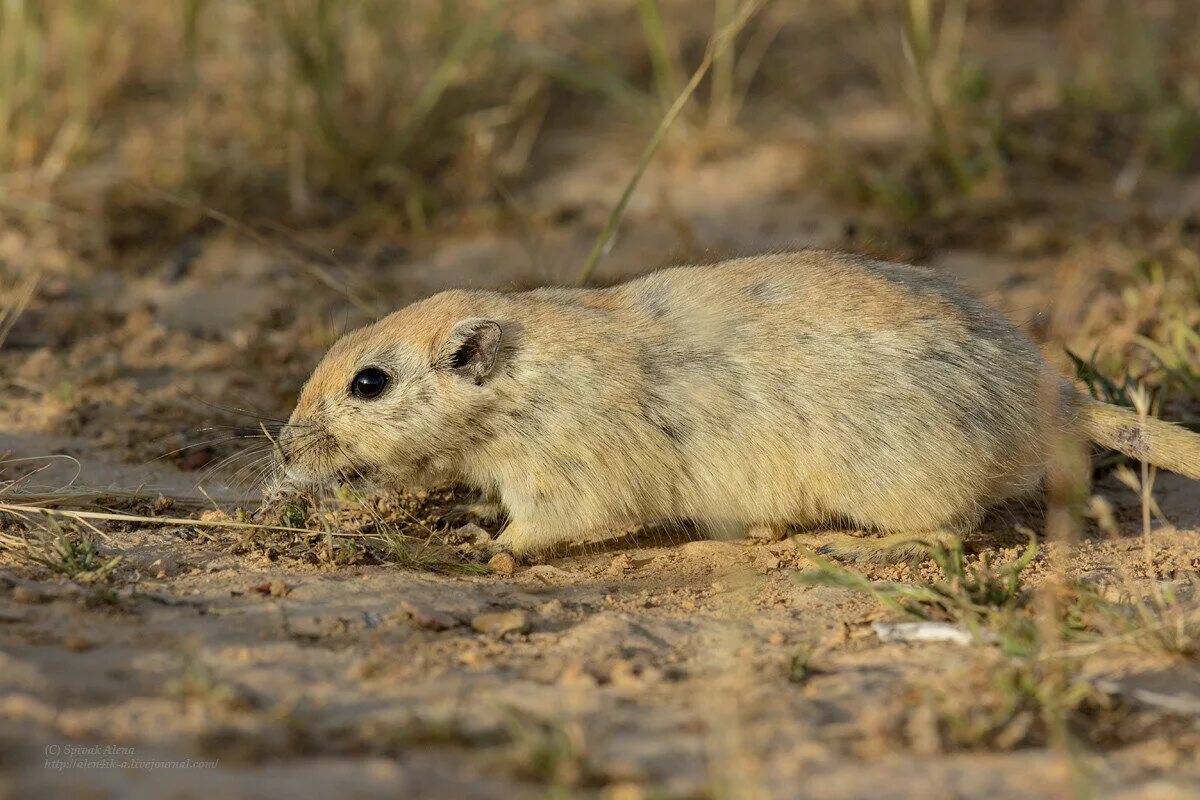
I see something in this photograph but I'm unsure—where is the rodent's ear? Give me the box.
[438,318,502,383]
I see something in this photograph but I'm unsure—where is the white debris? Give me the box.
[872,620,987,645]
[1093,676,1200,718]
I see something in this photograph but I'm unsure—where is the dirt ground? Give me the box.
[3,3,1200,798]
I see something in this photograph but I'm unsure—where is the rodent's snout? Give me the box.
[275,428,293,466]
[273,419,335,485]
[275,421,303,463]
[274,418,382,489]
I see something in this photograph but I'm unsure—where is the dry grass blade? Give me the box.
[0,497,486,575]
[0,529,27,551]
[0,501,317,537]
[0,271,39,350]
[1,456,255,511]
[709,0,738,128]
[0,2,104,175]
[576,0,765,286]
[636,0,683,113]
[371,1,502,171]
[0,490,254,510]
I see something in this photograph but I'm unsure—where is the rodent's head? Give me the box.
[276,306,503,489]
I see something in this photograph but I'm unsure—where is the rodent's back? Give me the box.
[459,251,1050,535]
[601,252,1050,530]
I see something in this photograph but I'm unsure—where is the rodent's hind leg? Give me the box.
[815,528,964,565]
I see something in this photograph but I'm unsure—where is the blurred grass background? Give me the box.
[1,0,1198,400]
[0,1,1195,230]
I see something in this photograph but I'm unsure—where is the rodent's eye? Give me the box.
[350,367,389,400]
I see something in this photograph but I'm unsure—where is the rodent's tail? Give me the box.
[1076,393,1200,479]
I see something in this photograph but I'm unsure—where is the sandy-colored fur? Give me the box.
[278,250,1200,557]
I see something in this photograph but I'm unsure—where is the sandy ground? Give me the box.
[4,8,1200,795]
[4,143,1200,797]
[3,522,1199,800]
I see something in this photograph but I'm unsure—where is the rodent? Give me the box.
[275,250,1200,560]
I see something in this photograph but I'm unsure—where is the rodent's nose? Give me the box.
[276,420,333,465]
[276,424,301,463]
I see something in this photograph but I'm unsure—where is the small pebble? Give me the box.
[602,783,647,800]
[454,523,492,545]
[537,599,564,617]
[63,635,92,653]
[524,564,569,583]
[607,553,632,576]
[12,586,43,604]
[487,552,516,576]
[399,600,458,631]
[558,662,599,688]
[471,609,530,636]
[248,581,293,597]
[610,659,660,688]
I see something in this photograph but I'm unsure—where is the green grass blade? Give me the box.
[577,0,764,286]
[371,0,503,171]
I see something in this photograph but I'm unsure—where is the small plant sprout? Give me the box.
[26,522,122,583]
[796,532,1039,652]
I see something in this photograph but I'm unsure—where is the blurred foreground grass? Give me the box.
[0,1,1197,239]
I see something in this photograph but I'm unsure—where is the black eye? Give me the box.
[350,367,388,399]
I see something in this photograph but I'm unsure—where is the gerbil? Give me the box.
[274,250,1200,561]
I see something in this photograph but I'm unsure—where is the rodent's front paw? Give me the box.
[494,524,544,558]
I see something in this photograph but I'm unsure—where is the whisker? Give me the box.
[194,445,273,490]
[278,431,321,452]
[204,444,272,473]
[180,393,297,427]
[149,434,270,464]
[246,460,282,493]
[283,434,334,470]
[131,424,279,459]
[0,455,84,493]
[175,424,283,437]
[226,452,280,492]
